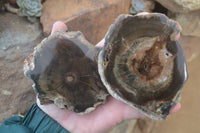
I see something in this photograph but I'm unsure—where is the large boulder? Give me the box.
[156,0,200,13]
[40,0,131,44]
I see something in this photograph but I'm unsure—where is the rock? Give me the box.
[175,10,200,37]
[179,35,200,62]
[0,13,43,121]
[40,0,131,44]
[156,0,200,13]
[130,0,155,14]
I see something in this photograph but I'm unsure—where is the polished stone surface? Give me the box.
[98,13,188,120]
[24,31,108,113]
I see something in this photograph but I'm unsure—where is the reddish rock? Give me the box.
[40,0,131,44]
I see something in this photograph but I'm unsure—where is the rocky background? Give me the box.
[0,0,200,133]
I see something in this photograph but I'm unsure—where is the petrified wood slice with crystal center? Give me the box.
[24,13,188,120]
[98,13,188,120]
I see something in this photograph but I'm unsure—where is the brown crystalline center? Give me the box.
[132,37,167,81]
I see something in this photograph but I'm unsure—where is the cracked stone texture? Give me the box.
[40,0,131,44]
[156,0,200,13]
[0,13,43,121]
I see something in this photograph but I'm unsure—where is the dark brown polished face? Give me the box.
[24,32,108,113]
[24,13,188,120]
[100,13,188,118]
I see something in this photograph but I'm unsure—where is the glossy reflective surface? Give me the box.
[98,13,188,120]
[24,31,108,113]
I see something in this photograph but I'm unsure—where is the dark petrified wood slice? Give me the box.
[24,31,108,113]
[98,13,188,120]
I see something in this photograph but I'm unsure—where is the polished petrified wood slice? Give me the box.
[24,13,188,120]
[98,13,188,120]
[24,31,108,113]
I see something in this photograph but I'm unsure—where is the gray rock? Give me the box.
[0,13,43,121]
[156,0,200,13]
[130,0,155,14]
